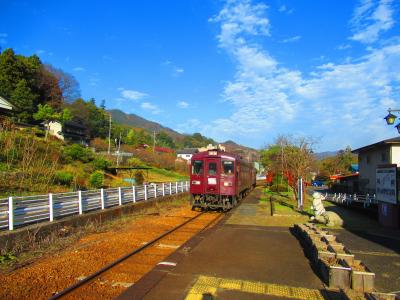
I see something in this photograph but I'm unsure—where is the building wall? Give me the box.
[390,145,400,164]
[358,146,390,194]
[48,121,64,140]
[177,154,193,161]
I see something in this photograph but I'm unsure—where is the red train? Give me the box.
[190,149,256,211]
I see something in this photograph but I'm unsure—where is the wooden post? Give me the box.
[144,185,148,201]
[49,193,54,222]
[78,191,83,215]
[118,187,122,205]
[132,186,136,203]
[100,188,105,209]
[8,197,14,231]
[162,183,165,197]
[169,182,172,195]
[154,184,157,198]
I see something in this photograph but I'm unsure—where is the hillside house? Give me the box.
[177,148,198,161]
[353,137,400,194]
[0,96,15,116]
[45,120,88,144]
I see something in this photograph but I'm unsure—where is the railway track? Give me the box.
[49,211,222,300]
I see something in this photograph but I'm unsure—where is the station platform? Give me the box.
[118,189,332,300]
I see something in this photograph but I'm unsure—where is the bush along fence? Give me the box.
[293,223,397,299]
[0,181,190,231]
[324,192,377,208]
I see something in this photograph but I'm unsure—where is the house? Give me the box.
[46,120,88,144]
[177,148,199,161]
[352,137,400,194]
[0,96,15,116]
[331,173,359,194]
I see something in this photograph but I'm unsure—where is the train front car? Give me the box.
[190,149,245,211]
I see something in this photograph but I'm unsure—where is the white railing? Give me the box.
[0,181,189,231]
[324,192,377,208]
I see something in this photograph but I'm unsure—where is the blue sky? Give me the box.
[1,0,400,151]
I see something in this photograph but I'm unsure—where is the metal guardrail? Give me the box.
[324,192,377,208]
[0,181,189,231]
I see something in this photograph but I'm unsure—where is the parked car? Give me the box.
[312,180,324,187]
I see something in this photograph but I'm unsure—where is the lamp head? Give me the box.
[395,123,400,134]
[384,112,397,125]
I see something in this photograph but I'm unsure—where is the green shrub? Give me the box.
[92,157,111,171]
[62,144,94,163]
[89,171,104,188]
[55,171,74,185]
[127,157,144,167]
[269,184,288,193]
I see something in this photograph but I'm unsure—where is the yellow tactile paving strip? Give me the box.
[185,275,325,300]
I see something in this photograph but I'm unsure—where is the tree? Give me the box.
[262,135,316,201]
[33,104,72,139]
[11,79,37,122]
[156,131,175,149]
[45,64,81,102]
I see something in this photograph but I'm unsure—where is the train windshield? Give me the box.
[222,160,234,175]
[208,162,217,175]
[192,160,203,175]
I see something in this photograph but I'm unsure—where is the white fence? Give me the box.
[0,181,189,231]
[324,192,377,208]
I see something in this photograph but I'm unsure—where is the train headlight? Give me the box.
[192,180,201,185]
[223,182,232,187]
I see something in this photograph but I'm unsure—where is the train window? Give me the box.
[208,162,217,175]
[222,160,234,174]
[192,160,203,175]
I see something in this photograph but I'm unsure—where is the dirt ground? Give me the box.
[0,201,219,300]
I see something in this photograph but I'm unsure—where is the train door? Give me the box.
[205,158,220,194]
[190,159,204,194]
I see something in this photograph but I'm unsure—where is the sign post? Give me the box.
[376,165,399,228]
[297,177,303,210]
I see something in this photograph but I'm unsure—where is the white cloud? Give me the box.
[278,5,293,14]
[206,0,399,150]
[163,60,184,77]
[177,101,189,108]
[73,67,85,72]
[174,67,184,76]
[337,44,351,50]
[350,0,394,44]
[119,88,148,100]
[141,102,161,114]
[281,35,301,43]
[36,49,46,54]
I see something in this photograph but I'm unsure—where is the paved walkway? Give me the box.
[118,188,335,300]
[324,204,400,294]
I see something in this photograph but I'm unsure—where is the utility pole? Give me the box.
[153,130,156,153]
[116,132,122,167]
[108,114,112,154]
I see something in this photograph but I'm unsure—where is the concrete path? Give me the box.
[324,204,400,294]
[118,188,335,300]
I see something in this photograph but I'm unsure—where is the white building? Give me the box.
[0,96,15,115]
[176,148,198,161]
[353,137,400,194]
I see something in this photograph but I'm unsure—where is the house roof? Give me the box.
[0,96,15,111]
[352,137,400,153]
[176,148,199,155]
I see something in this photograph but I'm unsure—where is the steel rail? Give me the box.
[49,212,205,300]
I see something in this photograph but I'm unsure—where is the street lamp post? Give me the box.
[384,108,400,134]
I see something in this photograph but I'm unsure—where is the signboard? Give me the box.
[376,166,397,204]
